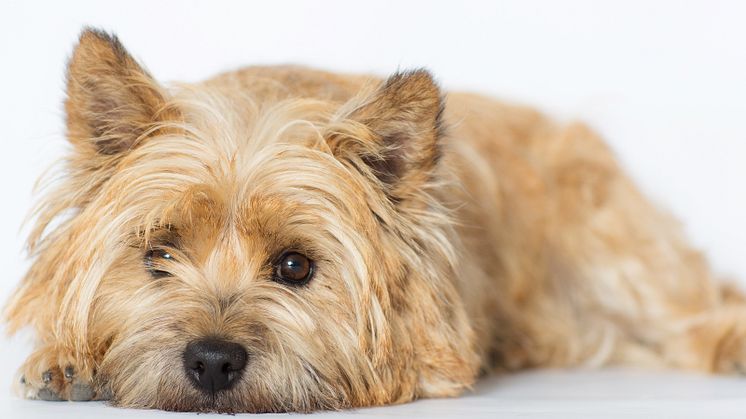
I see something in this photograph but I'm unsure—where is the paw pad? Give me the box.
[37,387,63,401]
[69,382,96,401]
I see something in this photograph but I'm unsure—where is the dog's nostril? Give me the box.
[183,338,248,394]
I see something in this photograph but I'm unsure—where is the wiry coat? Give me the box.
[4,29,743,412]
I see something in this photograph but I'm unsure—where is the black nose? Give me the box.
[183,338,248,393]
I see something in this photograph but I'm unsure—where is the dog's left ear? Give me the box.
[331,70,444,203]
[65,28,176,156]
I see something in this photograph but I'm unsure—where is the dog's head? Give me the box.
[7,29,478,412]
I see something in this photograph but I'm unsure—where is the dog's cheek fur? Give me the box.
[329,70,481,398]
[372,225,480,400]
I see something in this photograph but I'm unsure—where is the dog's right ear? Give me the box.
[65,28,176,156]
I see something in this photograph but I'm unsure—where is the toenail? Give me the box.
[70,382,95,401]
[64,366,74,380]
[37,388,62,401]
[42,371,52,384]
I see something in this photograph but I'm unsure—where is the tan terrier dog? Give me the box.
[4,28,745,413]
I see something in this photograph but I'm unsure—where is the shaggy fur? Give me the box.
[4,28,744,413]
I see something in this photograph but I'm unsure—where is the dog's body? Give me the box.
[5,29,744,412]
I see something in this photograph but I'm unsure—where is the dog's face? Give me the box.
[8,30,479,412]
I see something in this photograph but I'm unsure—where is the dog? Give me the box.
[4,27,744,413]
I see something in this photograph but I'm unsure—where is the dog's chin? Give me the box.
[156,389,330,414]
[153,391,281,414]
[111,380,288,414]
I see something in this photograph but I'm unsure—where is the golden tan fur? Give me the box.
[4,28,744,412]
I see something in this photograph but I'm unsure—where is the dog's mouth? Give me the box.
[153,388,297,414]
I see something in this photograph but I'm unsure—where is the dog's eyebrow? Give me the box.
[132,225,182,248]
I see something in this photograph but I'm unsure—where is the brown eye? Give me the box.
[144,248,174,278]
[275,252,313,285]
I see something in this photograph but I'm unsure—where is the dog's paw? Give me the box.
[16,344,107,402]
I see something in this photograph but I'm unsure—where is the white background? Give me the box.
[0,1,745,418]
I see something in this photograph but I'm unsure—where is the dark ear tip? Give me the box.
[79,26,113,43]
[406,68,436,81]
[76,26,126,57]
[385,68,438,88]
[382,69,441,106]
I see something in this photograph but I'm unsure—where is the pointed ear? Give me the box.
[333,70,444,202]
[65,28,175,156]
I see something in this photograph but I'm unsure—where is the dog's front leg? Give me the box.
[7,265,109,401]
[16,341,106,401]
